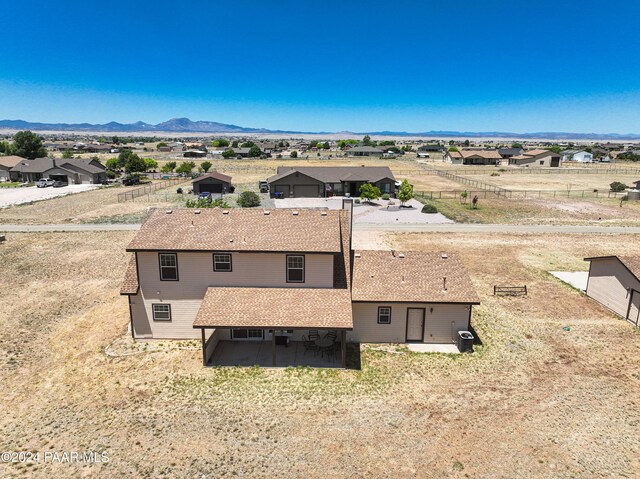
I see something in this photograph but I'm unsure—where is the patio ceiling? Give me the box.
[193,287,353,330]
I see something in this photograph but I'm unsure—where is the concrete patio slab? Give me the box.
[549,271,589,291]
[209,340,343,368]
[406,343,460,354]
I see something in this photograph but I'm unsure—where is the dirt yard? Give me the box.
[0,181,192,224]
[465,173,640,192]
[1,230,639,478]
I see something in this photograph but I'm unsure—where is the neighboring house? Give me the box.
[508,149,562,167]
[498,148,523,159]
[632,180,640,189]
[584,255,640,327]
[9,157,107,183]
[417,144,445,154]
[444,149,503,165]
[562,150,593,163]
[183,149,208,158]
[120,207,480,367]
[267,166,396,198]
[233,148,253,158]
[346,146,384,157]
[191,171,232,195]
[0,156,24,182]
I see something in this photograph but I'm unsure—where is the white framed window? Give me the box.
[213,253,232,272]
[152,304,171,321]
[286,255,305,283]
[159,253,178,281]
[378,306,392,324]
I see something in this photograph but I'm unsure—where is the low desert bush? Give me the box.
[421,204,438,214]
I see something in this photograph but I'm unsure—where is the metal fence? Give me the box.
[414,188,628,200]
[117,178,185,202]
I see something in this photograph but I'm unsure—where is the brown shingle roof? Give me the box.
[192,171,232,183]
[126,208,343,253]
[351,251,480,304]
[193,287,353,329]
[333,210,351,289]
[0,155,25,168]
[120,255,139,295]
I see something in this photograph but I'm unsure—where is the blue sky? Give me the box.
[1,0,639,133]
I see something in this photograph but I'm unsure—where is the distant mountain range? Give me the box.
[0,118,638,140]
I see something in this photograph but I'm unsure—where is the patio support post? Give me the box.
[271,331,276,367]
[341,330,347,368]
[201,328,207,367]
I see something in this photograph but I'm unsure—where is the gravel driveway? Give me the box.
[274,196,453,225]
[0,184,99,208]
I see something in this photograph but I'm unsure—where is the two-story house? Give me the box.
[121,206,480,367]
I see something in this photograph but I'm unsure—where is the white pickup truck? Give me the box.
[36,178,55,188]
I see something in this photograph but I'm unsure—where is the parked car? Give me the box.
[36,178,55,188]
[198,192,213,201]
[52,180,68,188]
[259,181,269,193]
[122,176,140,186]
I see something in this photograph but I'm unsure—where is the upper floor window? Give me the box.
[286,255,305,283]
[159,253,178,281]
[213,253,232,272]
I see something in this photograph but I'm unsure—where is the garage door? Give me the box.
[423,318,457,343]
[199,183,223,193]
[293,185,319,197]
[628,290,640,327]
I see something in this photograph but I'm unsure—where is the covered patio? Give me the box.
[208,339,344,368]
[193,286,353,368]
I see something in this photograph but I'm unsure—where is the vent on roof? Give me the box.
[391,250,396,257]
[320,211,327,216]
[292,210,299,216]
[441,253,448,259]
[443,277,447,291]
[354,253,361,258]
[165,209,172,214]
[222,210,229,215]
[194,209,201,214]
[264,211,270,215]
[398,253,405,259]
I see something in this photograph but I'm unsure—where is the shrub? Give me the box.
[421,204,438,214]
[491,172,500,176]
[354,198,361,204]
[610,181,628,192]
[397,179,414,206]
[290,150,298,158]
[106,170,116,179]
[381,193,390,200]
[185,198,230,208]
[237,191,261,207]
[176,187,183,194]
[359,183,381,202]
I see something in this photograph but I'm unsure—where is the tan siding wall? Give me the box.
[349,302,471,343]
[586,258,640,318]
[134,252,334,339]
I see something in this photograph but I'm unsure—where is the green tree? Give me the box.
[248,145,261,157]
[143,158,158,171]
[161,161,177,173]
[201,160,212,172]
[397,179,414,206]
[156,142,168,150]
[117,150,134,167]
[463,139,470,147]
[125,153,146,173]
[212,138,230,147]
[222,149,236,159]
[322,141,330,149]
[62,149,74,159]
[241,141,256,148]
[610,181,628,192]
[547,146,562,154]
[231,140,239,148]
[237,191,261,207]
[175,161,196,175]
[511,143,523,149]
[290,150,298,158]
[359,183,381,203]
[378,140,395,146]
[105,158,120,171]
[11,130,47,159]
[448,146,459,152]
[362,135,373,146]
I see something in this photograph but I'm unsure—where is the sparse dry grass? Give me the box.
[465,173,640,191]
[1,231,639,478]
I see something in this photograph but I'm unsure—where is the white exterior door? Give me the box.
[406,308,424,341]
[628,291,640,327]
